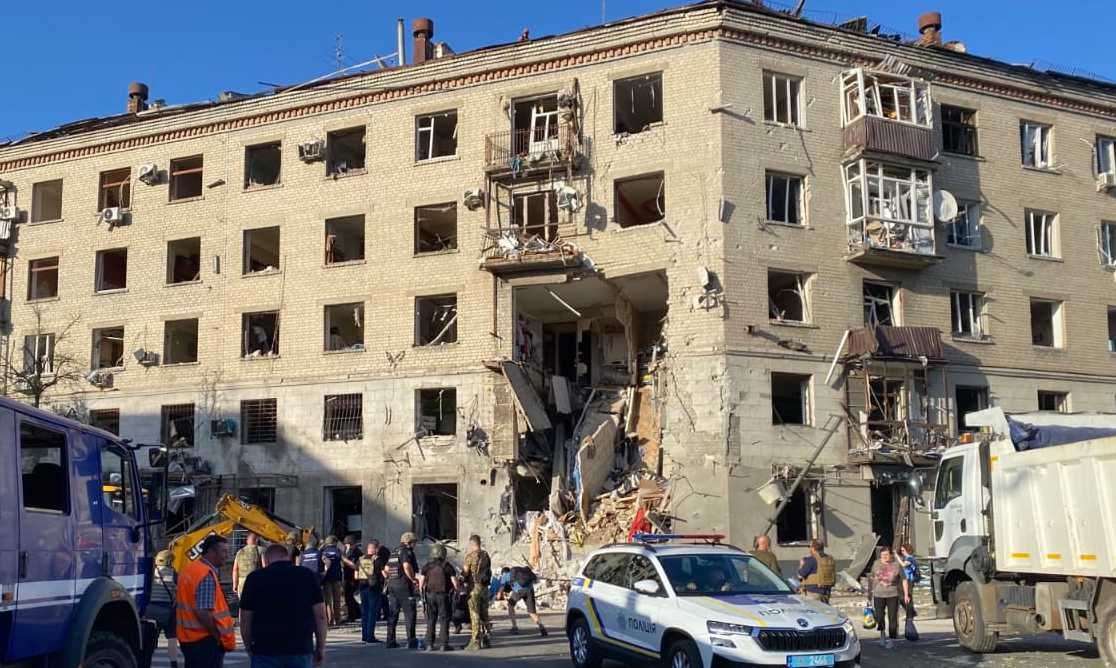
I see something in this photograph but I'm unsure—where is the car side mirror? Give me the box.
[633,579,661,596]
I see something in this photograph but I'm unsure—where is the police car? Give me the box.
[566,535,861,668]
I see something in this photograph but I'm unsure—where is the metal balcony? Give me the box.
[846,218,942,269]
[844,115,937,163]
[484,126,582,177]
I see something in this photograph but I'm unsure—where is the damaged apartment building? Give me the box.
[2,1,1116,568]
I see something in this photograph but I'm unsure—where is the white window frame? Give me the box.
[951,291,986,339]
[1099,222,1116,269]
[415,111,457,162]
[946,202,982,249]
[768,270,812,324]
[844,159,935,255]
[765,172,804,225]
[840,68,932,127]
[1030,299,1064,349]
[1025,209,1058,258]
[23,333,55,376]
[1097,136,1116,177]
[763,72,801,126]
[863,281,900,327]
[1020,122,1052,169]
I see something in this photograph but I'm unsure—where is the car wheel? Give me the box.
[953,581,997,653]
[1099,604,1116,668]
[84,632,137,668]
[569,616,602,668]
[665,638,701,668]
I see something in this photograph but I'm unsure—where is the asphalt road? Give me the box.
[153,613,1104,667]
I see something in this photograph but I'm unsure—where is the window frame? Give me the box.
[933,456,964,510]
[1098,136,1116,176]
[91,326,126,370]
[770,372,812,426]
[767,269,812,324]
[160,403,196,448]
[88,408,121,435]
[413,202,459,255]
[946,201,982,249]
[863,281,899,327]
[1025,209,1059,258]
[764,171,804,226]
[1029,298,1064,349]
[323,302,365,352]
[326,126,367,176]
[323,393,363,442]
[950,290,986,339]
[416,387,457,437]
[613,72,665,135]
[163,318,200,365]
[1109,306,1116,354]
[94,248,129,293]
[27,256,60,301]
[1101,222,1116,269]
[941,105,979,156]
[841,68,932,127]
[414,294,458,347]
[30,179,64,223]
[1037,390,1069,413]
[762,71,802,126]
[23,333,55,377]
[169,155,205,201]
[241,398,278,444]
[1020,121,1052,169]
[19,419,71,515]
[98,168,132,211]
[166,237,202,284]
[415,111,458,162]
[613,171,666,228]
[243,141,282,189]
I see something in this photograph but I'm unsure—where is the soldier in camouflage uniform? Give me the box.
[460,534,492,650]
[232,532,262,597]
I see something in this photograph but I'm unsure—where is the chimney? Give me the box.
[412,18,434,65]
[127,82,149,114]
[917,11,942,46]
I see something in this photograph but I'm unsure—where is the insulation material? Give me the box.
[500,361,552,431]
[576,415,619,520]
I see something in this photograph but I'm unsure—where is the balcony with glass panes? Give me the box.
[843,159,942,269]
[841,69,937,163]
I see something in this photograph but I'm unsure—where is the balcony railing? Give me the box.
[480,224,581,275]
[847,417,951,465]
[843,115,937,162]
[484,126,581,174]
[847,218,941,269]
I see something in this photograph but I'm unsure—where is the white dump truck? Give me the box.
[929,407,1116,664]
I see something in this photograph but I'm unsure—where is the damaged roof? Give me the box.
[843,326,945,363]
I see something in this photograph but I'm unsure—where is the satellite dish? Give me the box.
[934,190,959,223]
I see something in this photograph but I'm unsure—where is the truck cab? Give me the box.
[0,398,157,668]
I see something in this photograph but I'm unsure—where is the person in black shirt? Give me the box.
[419,544,458,652]
[239,543,327,668]
[341,535,362,623]
[382,532,420,649]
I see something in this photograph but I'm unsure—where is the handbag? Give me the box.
[862,602,877,630]
[904,615,920,642]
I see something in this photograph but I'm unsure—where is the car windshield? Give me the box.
[659,553,792,596]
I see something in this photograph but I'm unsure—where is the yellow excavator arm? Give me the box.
[167,494,314,572]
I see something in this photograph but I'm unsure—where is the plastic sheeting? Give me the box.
[1008,417,1116,451]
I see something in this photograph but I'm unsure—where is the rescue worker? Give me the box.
[357,540,386,643]
[382,531,420,649]
[147,550,182,668]
[342,534,362,623]
[297,535,323,583]
[176,535,236,668]
[320,535,345,626]
[419,543,458,651]
[491,566,548,637]
[797,539,837,604]
[231,532,262,598]
[751,534,782,575]
[460,534,492,650]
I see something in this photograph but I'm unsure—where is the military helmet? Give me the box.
[430,543,447,560]
[155,550,173,567]
[400,531,417,545]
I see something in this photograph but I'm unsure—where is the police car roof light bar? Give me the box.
[632,532,726,544]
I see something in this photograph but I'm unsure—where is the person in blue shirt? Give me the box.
[899,543,920,620]
[489,566,547,637]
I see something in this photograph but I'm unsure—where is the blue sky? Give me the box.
[2,0,1114,142]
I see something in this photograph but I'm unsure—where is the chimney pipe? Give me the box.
[917,11,942,46]
[396,18,406,67]
[412,18,434,65]
[127,81,149,114]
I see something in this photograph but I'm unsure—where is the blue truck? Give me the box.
[0,397,161,668]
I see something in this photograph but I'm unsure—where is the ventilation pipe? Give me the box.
[917,11,942,46]
[127,82,149,114]
[412,18,434,65]
[397,18,406,67]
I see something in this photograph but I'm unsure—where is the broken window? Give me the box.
[765,172,803,225]
[27,257,59,300]
[31,179,63,222]
[417,388,456,436]
[614,172,665,228]
[327,127,366,175]
[771,373,811,425]
[23,333,55,376]
[241,399,278,444]
[92,326,125,370]
[324,215,365,264]
[98,168,131,210]
[94,248,128,292]
[512,191,559,242]
[88,408,120,435]
[414,202,458,254]
[1020,122,1052,169]
[161,403,195,447]
[243,226,280,273]
[763,71,800,126]
[841,68,931,126]
[167,237,201,284]
[411,483,458,541]
[863,282,897,327]
[775,485,812,545]
[324,303,364,352]
[867,377,906,439]
[950,291,985,338]
[163,318,199,364]
[415,111,458,161]
[1037,391,1069,413]
[942,105,978,156]
[844,159,934,255]
[415,294,458,346]
[244,142,281,188]
[614,72,663,134]
[1098,136,1116,176]
[513,95,561,155]
[323,393,362,441]
[1109,307,1116,353]
[1025,209,1058,258]
[946,202,981,249]
[242,311,280,357]
[955,386,989,433]
[1030,299,1063,348]
[1100,222,1116,268]
[169,155,204,200]
[768,270,810,323]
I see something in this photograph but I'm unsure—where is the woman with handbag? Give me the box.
[867,546,910,649]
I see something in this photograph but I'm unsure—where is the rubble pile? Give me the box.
[580,474,672,545]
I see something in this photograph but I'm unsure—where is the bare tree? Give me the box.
[4,306,84,408]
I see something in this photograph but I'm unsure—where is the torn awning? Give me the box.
[500,361,553,432]
[843,326,944,362]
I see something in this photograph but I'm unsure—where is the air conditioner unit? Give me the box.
[133,348,159,366]
[463,189,484,211]
[210,418,237,437]
[554,182,582,212]
[1097,172,1116,192]
[298,140,326,162]
[86,370,114,388]
[0,205,19,222]
[99,207,124,225]
[137,163,159,185]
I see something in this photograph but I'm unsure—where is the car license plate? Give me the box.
[787,655,835,668]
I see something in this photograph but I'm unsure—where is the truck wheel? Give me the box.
[953,581,998,653]
[568,616,602,668]
[1099,605,1116,667]
[84,631,137,668]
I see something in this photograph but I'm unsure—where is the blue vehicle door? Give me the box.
[94,436,145,605]
[0,407,17,658]
[11,416,76,659]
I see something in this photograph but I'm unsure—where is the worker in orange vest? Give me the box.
[177,535,236,667]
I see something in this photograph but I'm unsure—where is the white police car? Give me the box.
[566,535,860,668]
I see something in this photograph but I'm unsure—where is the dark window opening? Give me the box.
[161,403,195,448]
[512,95,560,156]
[241,399,278,444]
[955,386,989,433]
[31,179,63,222]
[1030,299,1060,348]
[1109,307,1116,353]
[163,318,199,364]
[326,486,362,540]
[23,333,54,376]
[1037,390,1068,413]
[416,111,458,161]
[244,142,281,188]
[415,202,458,254]
[411,483,458,541]
[20,421,69,513]
[768,270,809,323]
[415,295,458,346]
[325,215,365,264]
[167,238,201,284]
[324,303,364,352]
[870,484,895,549]
[92,326,125,370]
[169,155,204,200]
[614,72,663,134]
[512,191,558,242]
[763,71,801,126]
[614,172,665,228]
[765,172,803,225]
[868,377,905,440]
[243,312,279,357]
[327,127,367,175]
[99,168,131,210]
[243,226,280,274]
[775,486,810,545]
[323,393,363,441]
[95,248,128,292]
[417,388,456,436]
[863,282,896,327]
[238,488,275,513]
[88,409,120,435]
[28,257,59,300]
[771,373,810,425]
[942,105,978,156]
